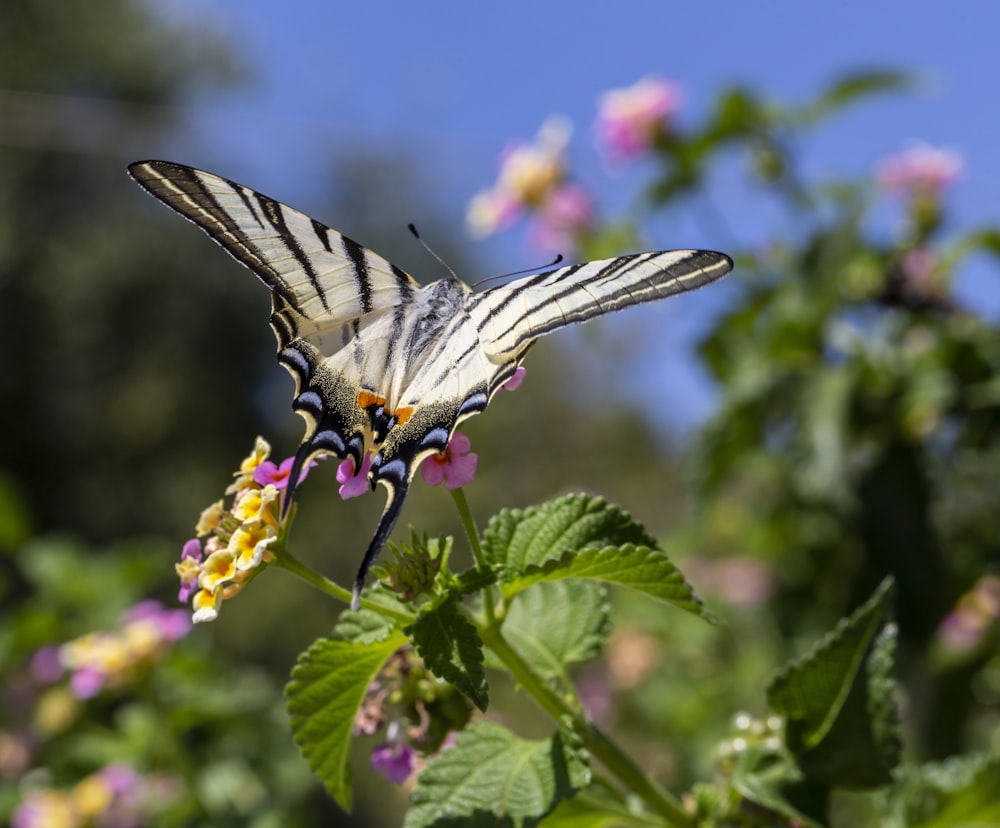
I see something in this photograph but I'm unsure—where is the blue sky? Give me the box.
[159,0,998,431]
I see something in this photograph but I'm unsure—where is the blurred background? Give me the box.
[1,1,998,825]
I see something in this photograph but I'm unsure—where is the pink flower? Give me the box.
[30,646,64,684]
[177,539,203,603]
[420,432,478,490]
[530,183,595,254]
[69,666,105,699]
[503,366,527,392]
[596,77,682,161]
[371,742,415,784]
[336,452,372,500]
[253,456,315,489]
[876,143,963,197]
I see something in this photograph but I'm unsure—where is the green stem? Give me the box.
[449,487,486,568]
[272,548,413,625]
[479,617,692,826]
[449,487,497,621]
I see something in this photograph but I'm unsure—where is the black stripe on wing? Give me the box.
[469,250,733,355]
[128,160,300,309]
[252,192,331,312]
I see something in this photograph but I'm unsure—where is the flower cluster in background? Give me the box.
[31,601,189,699]
[876,142,963,200]
[936,575,1000,655]
[466,77,684,254]
[874,142,964,307]
[178,437,312,623]
[12,763,179,828]
[595,76,682,162]
[467,117,594,254]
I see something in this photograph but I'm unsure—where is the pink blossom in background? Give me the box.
[937,575,1000,653]
[30,646,64,684]
[420,432,478,490]
[530,183,595,254]
[876,143,963,197]
[336,453,372,499]
[596,76,682,161]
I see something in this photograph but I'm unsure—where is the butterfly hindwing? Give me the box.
[129,160,733,607]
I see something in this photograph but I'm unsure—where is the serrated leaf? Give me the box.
[767,577,899,789]
[405,722,590,828]
[333,608,397,643]
[286,629,406,812]
[883,749,1000,827]
[482,494,657,573]
[505,544,714,622]
[453,565,499,595]
[407,598,488,711]
[487,580,610,681]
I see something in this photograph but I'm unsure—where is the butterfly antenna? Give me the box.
[408,223,458,280]
[471,254,564,289]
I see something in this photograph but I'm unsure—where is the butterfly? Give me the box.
[129,160,732,607]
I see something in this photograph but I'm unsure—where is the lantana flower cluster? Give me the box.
[595,76,682,162]
[354,648,469,786]
[936,575,1000,654]
[178,437,310,623]
[876,142,963,200]
[467,117,594,254]
[32,601,190,699]
[466,77,684,253]
[875,143,964,303]
[12,762,178,828]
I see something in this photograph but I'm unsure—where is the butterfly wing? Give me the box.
[466,249,733,362]
[128,160,422,497]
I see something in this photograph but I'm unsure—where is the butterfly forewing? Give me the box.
[129,160,733,606]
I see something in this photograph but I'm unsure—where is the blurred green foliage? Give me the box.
[0,1,998,826]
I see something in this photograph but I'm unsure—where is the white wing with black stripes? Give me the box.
[129,160,733,606]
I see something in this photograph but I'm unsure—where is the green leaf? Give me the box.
[285,629,406,812]
[482,493,657,573]
[333,608,397,644]
[404,721,590,828]
[541,782,655,828]
[407,598,488,712]
[882,749,1000,827]
[804,69,912,123]
[488,580,610,681]
[767,577,900,789]
[505,544,714,622]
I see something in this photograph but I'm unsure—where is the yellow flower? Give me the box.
[232,484,280,524]
[192,588,223,624]
[227,520,278,571]
[195,499,225,535]
[226,435,271,494]
[200,548,237,593]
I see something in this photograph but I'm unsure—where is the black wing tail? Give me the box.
[351,478,410,610]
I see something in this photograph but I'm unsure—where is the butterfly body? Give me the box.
[129,160,732,605]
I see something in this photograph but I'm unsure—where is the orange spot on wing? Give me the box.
[393,406,414,426]
[357,391,385,410]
